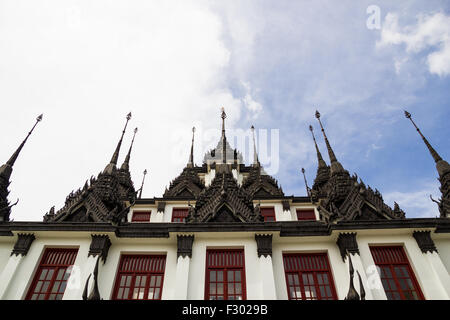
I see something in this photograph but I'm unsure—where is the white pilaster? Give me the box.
[259,255,277,299]
[173,255,191,300]
[63,255,99,300]
[0,254,23,299]
[424,252,450,299]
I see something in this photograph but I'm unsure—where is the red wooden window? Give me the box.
[205,249,246,300]
[131,211,151,222]
[283,253,337,300]
[261,207,276,222]
[172,208,189,223]
[370,246,424,300]
[26,248,78,300]
[112,255,166,300]
[296,209,316,221]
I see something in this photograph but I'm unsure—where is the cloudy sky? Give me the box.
[1,0,449,221]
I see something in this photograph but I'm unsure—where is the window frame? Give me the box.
[260,207,276,222]
[131,211,151,222]
[112,254,167,300]
[296,209,316,221]
[282,252,338,300]
[26,248,79,300]
[204,249,247,300]
[171,207,189,223]
[370,246,424,300]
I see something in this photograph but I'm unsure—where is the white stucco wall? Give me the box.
[434,237,450,273]
[1,228,449,300]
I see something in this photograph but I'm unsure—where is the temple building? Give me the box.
[0,109,449,301]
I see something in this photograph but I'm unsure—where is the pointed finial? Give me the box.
[5,113,43,168]
[221,107,227,164]
[251,125,259,166]
[138,169,147,199]
[315,110,345,174]
[105,112,132,173]
[404,110,443,163]
[309,124,326,164]
[120,127,138,171]
[188,126,196,167]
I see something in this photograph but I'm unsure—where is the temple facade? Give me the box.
[0,109,449,300]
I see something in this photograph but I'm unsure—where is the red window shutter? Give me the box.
[132,211,151,222]
[26,248,78,300]
[172,208,189,223]
[370,246,424,300]
[112,255,166,300]
[205,249,246,300]
[296,209,316,221]
[261,207,276,222]
[282,253,337,300]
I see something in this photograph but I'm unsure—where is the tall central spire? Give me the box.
[221,107,227,164]
[188,127,195,167]
[315,110,345,174]
[104,112,131,174]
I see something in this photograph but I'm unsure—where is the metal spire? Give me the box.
[138,169,147,199]
[301,168,311,197]
[0,114,43,181]
[120,127,138,171]
[404,110,443,164]
[315,110,345,174]
[309,125,327,168]
[251,125,259,166]
[104,112,131,173]
[188,127,195,167]
[221,107,227,164]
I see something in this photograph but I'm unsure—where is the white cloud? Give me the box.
[378,12,450,76]
[0,0,262,221]
[383,181,441,218]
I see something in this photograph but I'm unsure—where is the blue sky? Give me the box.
[0,1,449,220]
